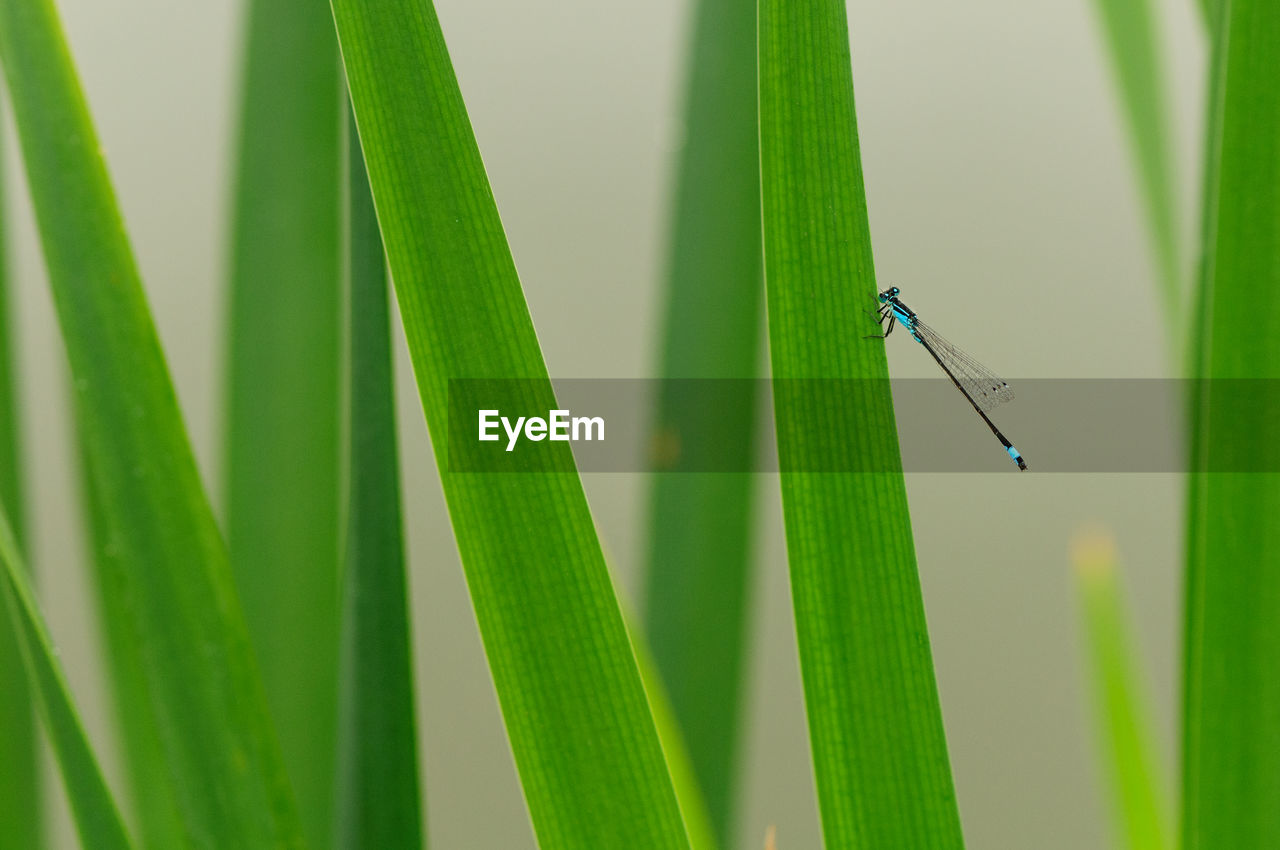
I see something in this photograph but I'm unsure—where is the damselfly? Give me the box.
[867,287,1027,471]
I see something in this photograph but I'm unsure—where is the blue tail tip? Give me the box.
[1007,445,1027,471]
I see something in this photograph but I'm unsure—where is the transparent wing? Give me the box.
[913,319,1015,412]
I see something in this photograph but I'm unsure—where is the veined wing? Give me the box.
[914,318,1015,412]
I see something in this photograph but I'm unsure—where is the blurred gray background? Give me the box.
[3,0,1204,846]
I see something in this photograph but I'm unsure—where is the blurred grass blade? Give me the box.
[1178,0,1223,710]
[1198,0,1220,36]
[643,0,762,839]
[1088,0,1180,332]
[225,2,342,845]
[0,504,133,850]
[758,0,966,846]
[334,107,424,850]
[1072,529,1170,850]
[330,2,691,846]
[1182,1,1280,847]
[0,1,305,846]
[76,437,186,850]
[630,611,717,850]
[0,114,20,549]
[0,103,41,850]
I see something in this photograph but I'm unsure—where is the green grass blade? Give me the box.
[1072,530,1170,850]
[643,0,762,839]
[1088,0,1180,332]
[632,616,718,850]
[0,118,21,555]
[330,3,691,846]
[1198,0,1220,36]
[0,504,133,850]
[1179,0,1224,767]
[76,436,186,850]
[758,0,966,846]
[0,1,304,846]
[334,107,424,850]
[225,3,343,845]
[0,102,41,850]
[1182,1,1280,846]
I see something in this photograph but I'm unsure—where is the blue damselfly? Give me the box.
[867,287,1027,471]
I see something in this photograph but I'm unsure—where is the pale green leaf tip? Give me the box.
[1071,524,1118,585]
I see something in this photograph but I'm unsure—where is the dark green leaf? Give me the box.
[334,107,424,850]
[643,0,762,840]
[225,3,343,845]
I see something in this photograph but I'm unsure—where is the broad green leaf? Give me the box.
[1182,1,1280,847]
[225,2,342,845]
[334,107,424,850]
[76,437,185,850]
[0,102,41,850]
[0,1,304,846]
[643,0,762,839]
[0,503,133,850]
[1088,0,1180,333]
[329,2,691,846]
[758,0,966,846]
[1072,530,1170,850]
